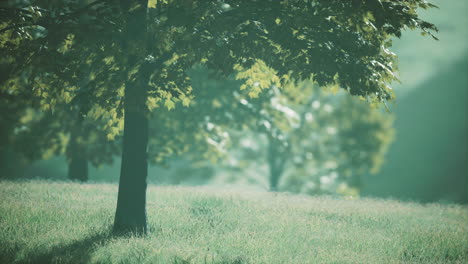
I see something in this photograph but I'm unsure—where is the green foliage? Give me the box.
[1,0,438,111]
[0,180,467,263]
[0,0,437,179]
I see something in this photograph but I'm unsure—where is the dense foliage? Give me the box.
[1,0,438,108]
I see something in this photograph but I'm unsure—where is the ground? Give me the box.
[0,180,466,263]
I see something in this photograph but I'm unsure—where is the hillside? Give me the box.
[362,58,468,204]
[360,0,468,204]
[0,181,467,263]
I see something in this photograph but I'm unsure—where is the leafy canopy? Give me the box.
[1,0,438,116]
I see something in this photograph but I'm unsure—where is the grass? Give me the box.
[0,180,467,264]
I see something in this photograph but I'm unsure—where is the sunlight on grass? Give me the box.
[0,180,466,263]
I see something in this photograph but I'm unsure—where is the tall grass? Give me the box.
[0,180,466,263]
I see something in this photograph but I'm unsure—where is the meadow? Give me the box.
[0,180,467,264]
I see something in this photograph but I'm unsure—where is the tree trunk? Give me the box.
[67,116,88,182]
[67,140,88,181]
[267,135,287,191]
[269,164,282,192]
[113,94,148,234]
[113,0,149,235]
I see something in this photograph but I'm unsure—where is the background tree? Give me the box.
[0,90,30,179]
[282,87,395,196]
[0,61,121,182]
[220,82,394,195]
[1,0,438,234]
[11,107,120,181]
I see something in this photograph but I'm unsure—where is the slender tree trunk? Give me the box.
[113,0,149,235]
[67,116,88,182]
[267,135,286,191]
[269,164,282,191]
[67,136,88,181]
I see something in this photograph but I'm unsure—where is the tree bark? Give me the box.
[113,0,149,235]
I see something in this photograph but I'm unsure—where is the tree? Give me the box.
[0,70,120,182]
[1,0,438,234]
[11,107,120,181]
[281,86,395,195]
[0,91,30,179]
[219,82,394,194]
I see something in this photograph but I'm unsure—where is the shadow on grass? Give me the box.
[2,228,115,264]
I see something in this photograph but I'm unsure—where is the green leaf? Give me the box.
[164,98,175,110]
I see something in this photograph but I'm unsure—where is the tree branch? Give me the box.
[74,0,109,14]
[0,23,43,34]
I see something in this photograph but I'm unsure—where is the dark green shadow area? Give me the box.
[363,56,468,204]
[0,229,113,264]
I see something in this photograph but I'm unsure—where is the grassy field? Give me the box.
[0,180,466,264]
